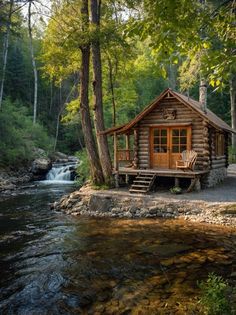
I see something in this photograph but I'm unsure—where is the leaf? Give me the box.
[209,79,215,87]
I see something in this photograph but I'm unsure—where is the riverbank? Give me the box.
[52,186,236,227]
[52,165,236,227]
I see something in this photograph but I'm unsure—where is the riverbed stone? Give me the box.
[31,158,52,180]
[89,195,112,213]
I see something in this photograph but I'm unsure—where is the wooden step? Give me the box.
[129,189,147,194]
[131,185,149,189]
[129,174,157,194]
[133,181,150,185]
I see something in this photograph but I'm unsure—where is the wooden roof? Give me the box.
[102,88,235,135]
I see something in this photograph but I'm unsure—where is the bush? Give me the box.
[0,99,53,167]
[170,186,182,194]
[198,273,231,315]
[229,146,236,163]
[75,149,90,185]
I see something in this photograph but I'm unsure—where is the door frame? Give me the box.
[149,125,192,169]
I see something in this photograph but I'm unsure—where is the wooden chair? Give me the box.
[176,150,197,171]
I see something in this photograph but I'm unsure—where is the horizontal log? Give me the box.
[211,164,226,169]
[211,160,226,165]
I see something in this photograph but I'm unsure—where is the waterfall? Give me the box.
[44,162,77,183]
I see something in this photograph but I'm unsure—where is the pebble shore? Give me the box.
[52,185,236,227]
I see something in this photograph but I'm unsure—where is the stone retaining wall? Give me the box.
[201,167,227,188]
[52,188,236,226]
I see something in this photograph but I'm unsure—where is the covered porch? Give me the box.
[113,166,208,193]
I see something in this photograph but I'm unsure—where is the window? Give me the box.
[215,133,225,156]
[171,128,188,153]
[153,128,168,153]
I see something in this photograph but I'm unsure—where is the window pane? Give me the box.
[180,129,187,136]
[180,137,187,144]
[161,146,167,153]
[161,129,167,136]
[180,145,187,152]
[161,137,167,144]
[172,129,179,136]
[172,146,179,153]
[154,146,159,152]
[154,137,160,144]
[154,129,159,136]
[172,137,179,144]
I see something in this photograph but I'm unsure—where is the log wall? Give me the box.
[210,129,228,169]
[137,97,207,170]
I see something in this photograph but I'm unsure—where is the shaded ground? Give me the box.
[104,164,236,203]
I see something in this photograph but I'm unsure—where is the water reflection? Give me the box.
[0,184,235,314]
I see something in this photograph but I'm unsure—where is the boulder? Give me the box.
[89,195,112,213]
[50,151,68,162]
[31,158,52,180]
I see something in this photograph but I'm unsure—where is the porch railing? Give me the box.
[117,149,134,161]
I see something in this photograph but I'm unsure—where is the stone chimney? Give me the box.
[199,79,207,113]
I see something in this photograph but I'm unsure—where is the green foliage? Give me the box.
[229,146,236,164]
[170,186,182,194]
[0,99,53,166]
[199,273,231,315]
[75,149,90,186]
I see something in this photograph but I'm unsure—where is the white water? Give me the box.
[45,163,76,184]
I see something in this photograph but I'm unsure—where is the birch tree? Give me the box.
[0,0,14,109]
[28,0,38,124]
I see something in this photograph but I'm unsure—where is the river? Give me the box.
[0,183,235,314]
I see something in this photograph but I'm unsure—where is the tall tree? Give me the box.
[0,0,14,109]
[230,73,236,148]
[80,0,104,185]
[28,0,38,123]
[90,0,113,185]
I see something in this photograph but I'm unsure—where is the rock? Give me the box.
[149,206,159,215]
[31,158,52,180]
[89,195,112,213]
[51,151,68,161]
[129,206,138,214]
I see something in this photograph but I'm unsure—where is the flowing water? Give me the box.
[45,162,77,183]
[0,183,236,314]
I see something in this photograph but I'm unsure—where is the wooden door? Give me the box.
[169,127,191,169]
[151,128,169,168]
[150,126,191,169]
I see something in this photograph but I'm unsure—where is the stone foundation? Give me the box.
[201,167,227,188]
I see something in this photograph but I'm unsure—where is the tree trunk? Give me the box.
[199,77,207,113]
[80,0,104,185]
[90,0,113,185]
[0,0,14,110]
[28,0,38,124]
[230,73,236,148]
[107,56,116,126]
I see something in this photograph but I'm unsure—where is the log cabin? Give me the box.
[102,88,235,193]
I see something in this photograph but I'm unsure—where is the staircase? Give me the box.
[129,173,156,194]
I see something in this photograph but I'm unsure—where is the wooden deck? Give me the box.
[114,167,208,178]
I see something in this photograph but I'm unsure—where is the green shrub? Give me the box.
[198,273,231,315]
[0,99,53,167]
[75,149,90,186]
[229,146,236,163]
[170,186,182,194]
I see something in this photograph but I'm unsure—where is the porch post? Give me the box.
[125,134,130,160]
[114,132,118,171]
[114,132,119,187]
[133,128,139,169]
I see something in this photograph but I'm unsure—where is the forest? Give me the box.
[0,0,235,185]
